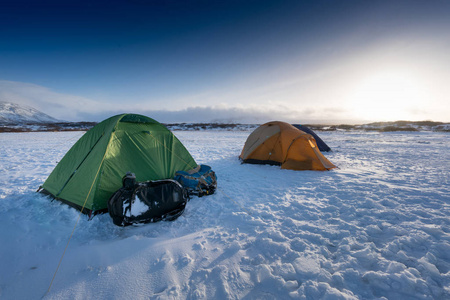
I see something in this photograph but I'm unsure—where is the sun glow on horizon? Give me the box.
[347,70,427,122]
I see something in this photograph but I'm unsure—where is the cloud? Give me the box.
[0,80,353,124]
[129,105,348,124]
[0,80,107,121]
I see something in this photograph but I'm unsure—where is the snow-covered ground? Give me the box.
[1,130,449,299]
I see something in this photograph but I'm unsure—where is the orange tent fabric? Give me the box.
[240,121,336,171]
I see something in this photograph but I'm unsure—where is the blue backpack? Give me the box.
[174,164,217,197]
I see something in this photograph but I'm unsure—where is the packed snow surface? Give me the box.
[1,130,449,299]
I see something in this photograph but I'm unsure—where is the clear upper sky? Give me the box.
[1,0,449,123]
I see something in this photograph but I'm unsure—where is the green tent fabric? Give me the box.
[41,114,197,214]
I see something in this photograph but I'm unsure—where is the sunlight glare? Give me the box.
[348,71,425,122]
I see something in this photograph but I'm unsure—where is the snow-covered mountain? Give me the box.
[0,101,59,124]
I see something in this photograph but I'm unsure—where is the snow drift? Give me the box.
[0,130,449,299]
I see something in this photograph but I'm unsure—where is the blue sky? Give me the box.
[1,0,449,123]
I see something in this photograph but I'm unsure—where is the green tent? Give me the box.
[40,114,197,214]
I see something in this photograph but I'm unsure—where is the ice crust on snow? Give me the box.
[0,130,449,299]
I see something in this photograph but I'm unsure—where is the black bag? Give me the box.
[108,176,188,227]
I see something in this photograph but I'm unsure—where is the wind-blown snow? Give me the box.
[0,130,449,299]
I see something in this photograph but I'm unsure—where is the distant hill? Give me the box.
[0,101,448,132]
[0,101,59,124]
[306,120,450,132]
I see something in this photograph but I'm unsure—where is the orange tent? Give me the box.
[239,121,336,171]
